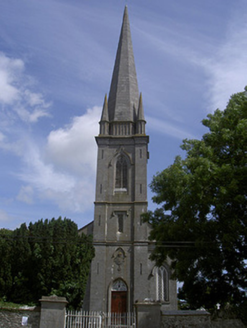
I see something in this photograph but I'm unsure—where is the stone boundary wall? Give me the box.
[211,318,246,328]
[161,310,211,328]
[161,311,246,328]
[0,307,40,328]
[1,300,246,328]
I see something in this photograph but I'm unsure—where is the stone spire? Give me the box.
[107,6,139,123]
[100,94,109,135]
[137,92,145,121]
[136,92,146,135]
[101,94,109,121]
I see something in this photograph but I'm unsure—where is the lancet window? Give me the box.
[118,213,124,233]
[113,211,126,233]
[115,155,128,189]
[156,266,169,302]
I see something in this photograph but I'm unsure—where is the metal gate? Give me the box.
[65,311,136,328]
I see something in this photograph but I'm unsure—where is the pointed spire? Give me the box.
[108,6,139,122]
[99,94,109,135]
[136,93,146,135]
[137,93,145,121]
[101,94,109,121]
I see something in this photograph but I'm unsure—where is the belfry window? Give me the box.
[115,155,127,189]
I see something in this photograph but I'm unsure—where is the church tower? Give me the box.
[83,6,177,313]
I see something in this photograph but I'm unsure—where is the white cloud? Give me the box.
[14,104,50,124]
[0,132,6,143]
[0,209,12,223]
[0,52,51,124]
[147,115,196,140]
[20,144,75,192]
[17,106,100,213]
[0,53,23,104]
[45,106,100,175]
[0,133,27,156]
[205,14,247,111]
[138,4,247,114]
[17,185,34,204]
[40,179,94,213]
[24,89,48,107]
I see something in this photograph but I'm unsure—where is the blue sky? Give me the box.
[1,0,247,230]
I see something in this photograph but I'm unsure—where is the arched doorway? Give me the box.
[111,279,128,314]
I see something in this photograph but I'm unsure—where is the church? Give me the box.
[81,6,177,314]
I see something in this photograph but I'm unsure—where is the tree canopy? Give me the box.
[144,87,247,311]
[0,217,94,309]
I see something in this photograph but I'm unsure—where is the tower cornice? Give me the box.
[94,201,148,205]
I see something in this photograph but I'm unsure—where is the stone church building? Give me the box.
[81,6,177,314]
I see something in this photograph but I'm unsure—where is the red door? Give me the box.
[111,291,127,313]
[111,291,127,324]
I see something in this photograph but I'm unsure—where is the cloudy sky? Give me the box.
[1,0,247,230]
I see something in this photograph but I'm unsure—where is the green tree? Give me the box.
[26,217,94,309]
[1,217,94,309]
[0,229,13,299]
[10,223,32,303]
[144,87,247,311]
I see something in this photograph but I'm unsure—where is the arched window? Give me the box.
[115,155,127,189]
[156,266,169,302]
[112,279,127,291]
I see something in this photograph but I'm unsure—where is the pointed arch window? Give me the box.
[155,266,169,302]
[115,155,128,189]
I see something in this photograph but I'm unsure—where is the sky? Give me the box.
[1,0,247,230]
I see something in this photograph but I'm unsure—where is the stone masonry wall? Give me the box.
[161,311,246,328]
[161,311,211,328]
[0,307,40,328]
[211,318,246,328]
